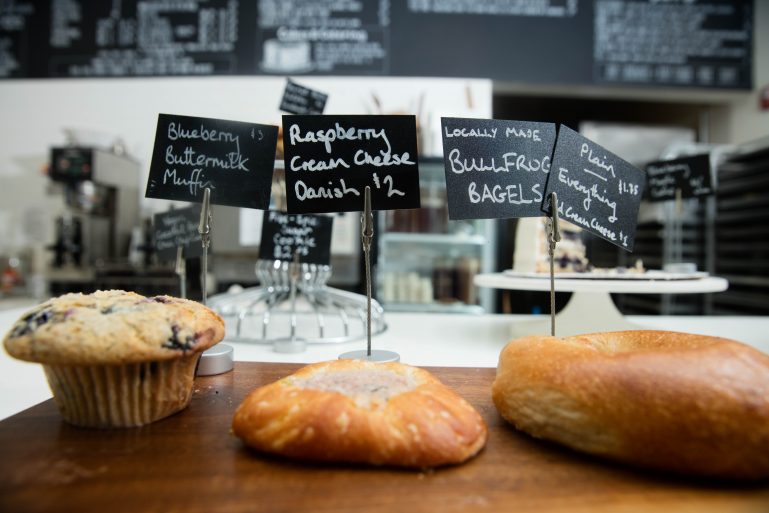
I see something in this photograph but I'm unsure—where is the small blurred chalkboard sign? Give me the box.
[440,117,556,220]
[282,115,420,214]
[50,147,93,183]
[153,205,203,260]
[279,79,328,115]
[258,211,333,265]
[543,125,646,251]
[645,154,713,202]
[145,113,278,209]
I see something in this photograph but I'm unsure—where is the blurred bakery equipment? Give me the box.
[47,146,140,267]
[208,259,386,349]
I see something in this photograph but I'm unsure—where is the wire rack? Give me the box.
[209,259,387,350]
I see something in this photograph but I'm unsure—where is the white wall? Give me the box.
[0,76,491,251]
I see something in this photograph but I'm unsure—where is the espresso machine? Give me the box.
[49,147,141,267]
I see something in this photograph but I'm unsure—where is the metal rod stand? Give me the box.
[546,192,561,337]
[175,245,187,299]
[339,186,398,363]
[198,188,212,306]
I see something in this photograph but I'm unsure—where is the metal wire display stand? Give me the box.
[208,191,388,352]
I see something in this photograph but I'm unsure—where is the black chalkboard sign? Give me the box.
[279,80,328,115]
[282,115,420,214]
[145,114,278,209]
[645,154,713,202]
[258,211,333,265]
[543,126,645,251]
[440,117,556,220]
[152,205,203,260]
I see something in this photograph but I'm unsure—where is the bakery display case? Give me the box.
[375,158,495,313]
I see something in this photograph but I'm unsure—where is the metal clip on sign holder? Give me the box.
[196,187,234,376]
[175,246,186,299]
[545,192,561,337]
[339,187,399,363]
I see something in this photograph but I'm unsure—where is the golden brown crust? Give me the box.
[3,290,225,364]
[492,330,769,479]
[232,360,487,468]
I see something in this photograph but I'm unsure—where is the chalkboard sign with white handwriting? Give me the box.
[645,154,713,202]
[153,205,203,260]
[258,211,333,265]
[440,117,556,220]
[543,126,645,251]
[282,115,420,214]
[279,79,328,115]
[145,114,278,209]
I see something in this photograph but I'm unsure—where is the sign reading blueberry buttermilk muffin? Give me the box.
[258,211,333,265]
[543,126,645,251]
[282,115,421,214]
[146,114,279,209]
[440,117,556,220]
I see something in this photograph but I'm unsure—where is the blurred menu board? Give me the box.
[0,0,753,89]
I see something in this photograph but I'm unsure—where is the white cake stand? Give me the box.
[474,273,729,337]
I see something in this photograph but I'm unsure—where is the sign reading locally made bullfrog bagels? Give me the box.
[543,125,646,251]
[153,205,203,260]
[146,113,278,209]
[258,211,333,265]
[645,154,713,202]
[282,115,421,214]
[440,117,556,220]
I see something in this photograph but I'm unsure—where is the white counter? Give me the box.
[2,305,769,421]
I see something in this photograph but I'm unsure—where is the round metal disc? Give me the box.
[196,344,235,376]
[338,349,400,363]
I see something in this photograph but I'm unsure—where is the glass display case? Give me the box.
[375,158,495,313]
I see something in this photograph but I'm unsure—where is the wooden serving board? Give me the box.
[1,363,768,513]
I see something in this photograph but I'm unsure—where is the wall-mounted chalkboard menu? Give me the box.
[0,0,753,90]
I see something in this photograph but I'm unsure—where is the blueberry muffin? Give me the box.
[3,290,225,428]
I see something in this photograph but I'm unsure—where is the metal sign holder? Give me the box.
[339,186,399,363]
[545,192,561,337]
[175,246,186,299]
[195,187,234,375]
[273,250,308,353]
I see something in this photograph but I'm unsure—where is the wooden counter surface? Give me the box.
[1,362,768,513]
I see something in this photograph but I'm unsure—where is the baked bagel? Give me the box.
[233,359,487,468]
[492,330,769,479]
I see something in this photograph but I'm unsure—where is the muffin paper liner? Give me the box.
[42,354,200,428]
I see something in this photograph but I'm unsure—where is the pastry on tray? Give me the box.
[232,359,488,468]
[492,330,769,479]
[3,290,224,428]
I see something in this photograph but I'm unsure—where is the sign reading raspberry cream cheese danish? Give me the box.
[146,114,278,209]
[440,117,556,220]
[543,125,646,251]
[282,115,421,214]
